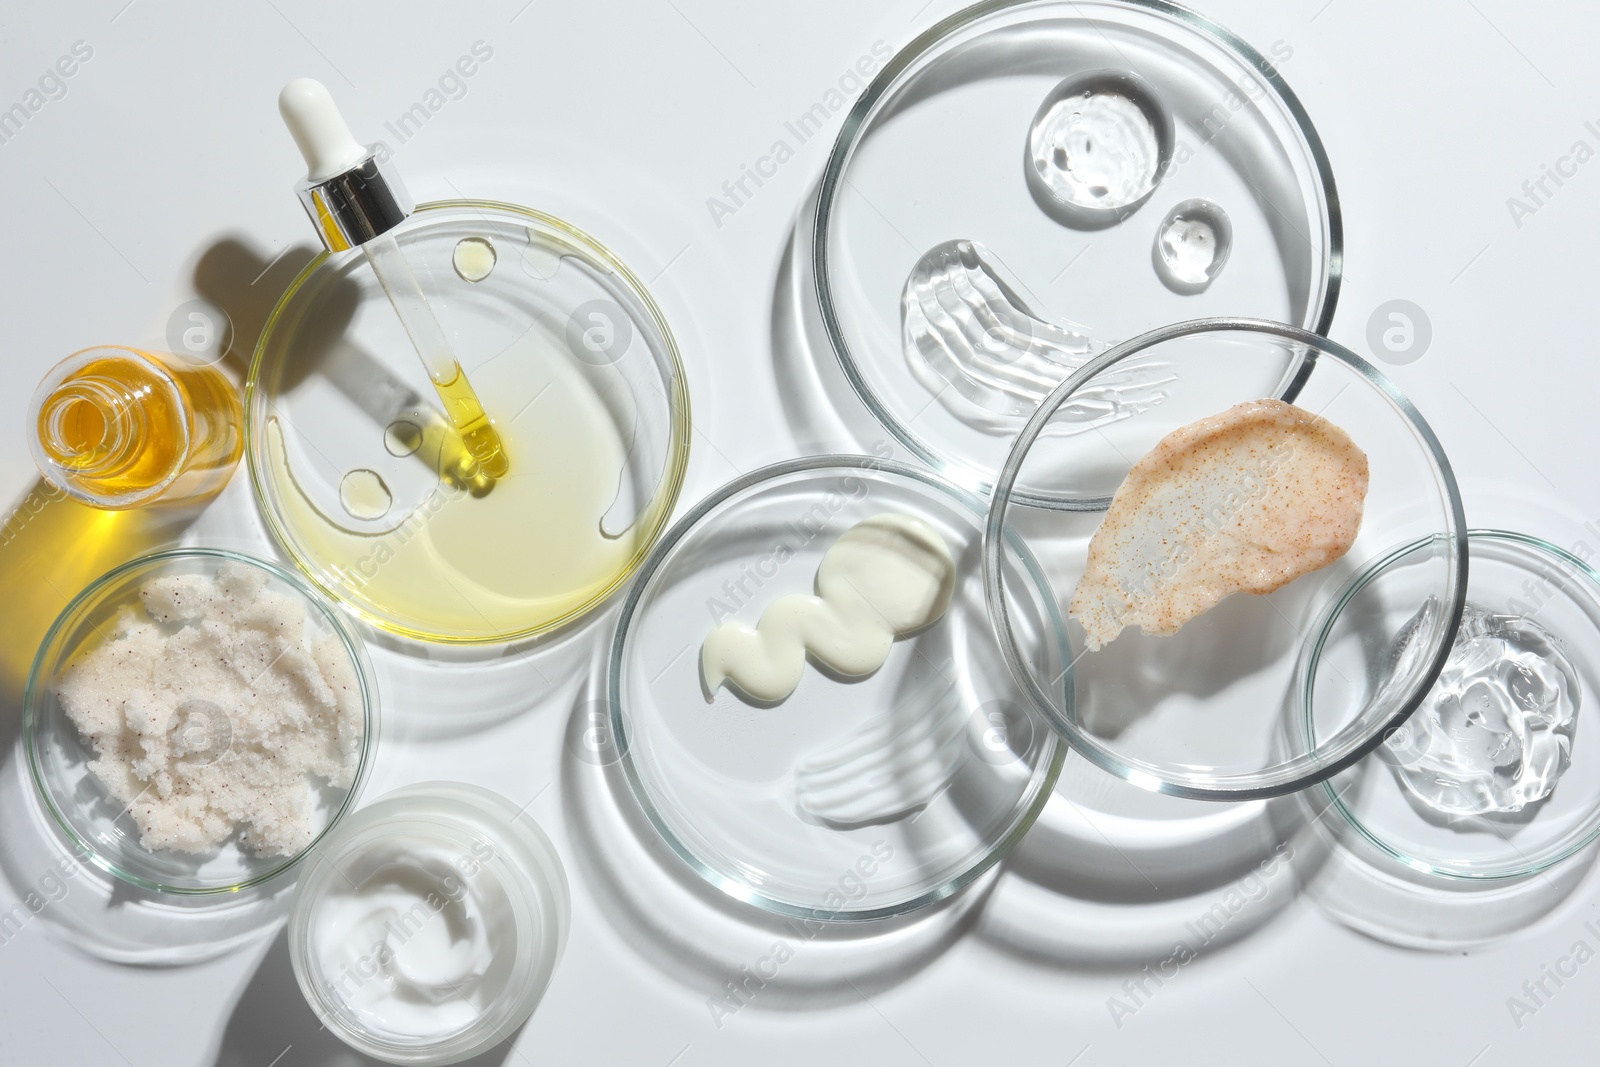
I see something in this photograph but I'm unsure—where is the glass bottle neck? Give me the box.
[38,374,148,477]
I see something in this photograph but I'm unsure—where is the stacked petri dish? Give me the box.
[18,8,1600,1063]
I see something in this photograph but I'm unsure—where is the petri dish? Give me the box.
[984,319,1467,801]
[814,0,1341,504]
[1300,531,1600,879]
[24,548,379,894]
[609,455,1066,920]
[247,200,690,644]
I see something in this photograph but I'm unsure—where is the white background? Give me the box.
[1,0,1597,1064]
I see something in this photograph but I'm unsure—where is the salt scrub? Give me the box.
[1070,398,1369,650]
[701,513,957,703]
[55,563,364,857]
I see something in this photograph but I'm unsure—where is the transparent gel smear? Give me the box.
[1153,199,1232,294]
[1383,601,1581,816]
[900,239,1173,434]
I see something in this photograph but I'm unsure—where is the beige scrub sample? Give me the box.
[1069,398,1369,650]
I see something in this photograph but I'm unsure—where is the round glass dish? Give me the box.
[247,200,691,644]
[288,782,570,1066]
[984,319,1467,801]
[610,455,1066,920]
[814,0,1341,504]
[1301,531,1600,879]
[23,548,378,894]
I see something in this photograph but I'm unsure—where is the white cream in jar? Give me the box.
[311,839,516,1041]
[289,783,570,1066]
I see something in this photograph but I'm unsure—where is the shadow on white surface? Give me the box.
[562,671,985,1011]
[974,752,1306,971]
[0,740,292,966]
[771,185,909,463]
[1288,760,1600,952]
[209,929,525,1067]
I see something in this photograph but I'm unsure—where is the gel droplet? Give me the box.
[452,237,496,282]
[1026,70,1174,228]
[1384,602,1581,815]
[1153,199,1233,294]
[383,419,423,458]
[901,239,1173,432]
[339,468,393,520]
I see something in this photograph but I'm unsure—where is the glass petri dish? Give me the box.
[23,548,379,894]
[814,0,1340,504]
[609,455,1066,920]
[1300,531,1600,879]
[984,319,1467,800]
[247,200,691,644]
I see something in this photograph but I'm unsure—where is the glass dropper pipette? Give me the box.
[278,78,509,480]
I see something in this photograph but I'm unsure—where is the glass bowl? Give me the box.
[247,200,691,644]
[609,456,1066,920]
[288,783,569,1065]
[984,319,1467,800]
[815,0,1341,503]
[23,548,378,894]
[1301,531,1600,879]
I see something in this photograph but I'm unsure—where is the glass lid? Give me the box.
[814,0,1341,504]
[609,455,1065,920]
[984,319,1467,801]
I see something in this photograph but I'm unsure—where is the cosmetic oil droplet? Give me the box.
[383,419,423,457]
[452,237,497,283]
[1153,199,1232,294]
[339,468,393,520]
[1026,70,1174,228]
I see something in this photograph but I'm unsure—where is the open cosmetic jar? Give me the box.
[287,782,570,1065]
[24,548,378,894]
[247,199,690,644]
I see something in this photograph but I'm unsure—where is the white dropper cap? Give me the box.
[278,78,369,182]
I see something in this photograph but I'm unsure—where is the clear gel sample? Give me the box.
[900,239,1172,433]
[1153,199,1232,294]
[1026,71,1172,226]
[1384,602,1581,815]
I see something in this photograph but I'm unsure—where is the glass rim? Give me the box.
[244,198,693,645]
[811,0,1344,506]
[287,781,569,1062]
[22,546,381,895]
[607,453,1067,922]
[29,345,193,509]
[1313,529,1600,880]
[982,316,1469,802]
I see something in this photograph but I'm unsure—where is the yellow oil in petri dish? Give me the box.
[249,201,689,645]
[265,330,655,642]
